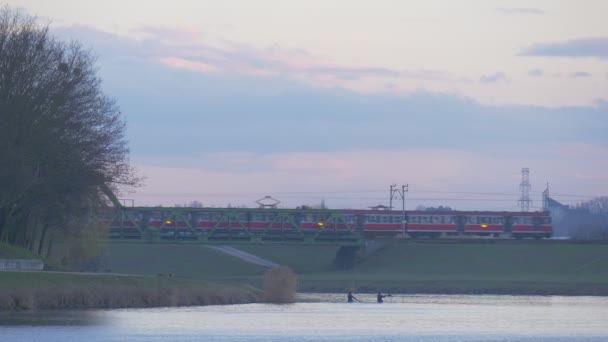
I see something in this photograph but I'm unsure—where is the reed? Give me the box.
[263,266,297,303]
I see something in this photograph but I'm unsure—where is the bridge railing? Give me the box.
[102,207,364,245]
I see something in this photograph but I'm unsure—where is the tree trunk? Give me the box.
[38,224,50,255]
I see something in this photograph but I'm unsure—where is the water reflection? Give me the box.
[1,294,607,342]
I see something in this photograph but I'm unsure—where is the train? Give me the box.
[106,207,553,240]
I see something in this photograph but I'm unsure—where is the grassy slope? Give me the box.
[0,271,202,289]
[0,241,64,270]
[0,241,43,259]
[238,245,339,273]
[0,243,262,309]
[103,241,608,294]
[296,243,608,293]
[103,243,268,279]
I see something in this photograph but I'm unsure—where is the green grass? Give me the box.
[103,242,608,281]
[289,242,608,294]
[238,245,340,273]
[103,243,268,279]
[96,241,608,295]
[0,241,43,259]
[0,270,199,289]
[354,243,608,282]
[0,241,64,270]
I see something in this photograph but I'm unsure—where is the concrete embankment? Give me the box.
[0,259,44,271]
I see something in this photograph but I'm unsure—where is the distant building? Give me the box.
[545,193,608,238]
[544,196,570,237]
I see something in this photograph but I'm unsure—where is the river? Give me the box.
[1,294,607,341]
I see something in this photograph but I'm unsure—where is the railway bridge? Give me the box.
[104,204,372,270]
[105,205,369,246]
[103,187,368,247]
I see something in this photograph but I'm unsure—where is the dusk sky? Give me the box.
[7,0,608,210]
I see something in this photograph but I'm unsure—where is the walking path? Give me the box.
[206,245,278,268]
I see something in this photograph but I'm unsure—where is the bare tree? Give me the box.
[0,7,139,255]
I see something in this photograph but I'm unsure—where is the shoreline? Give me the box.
[2,278,607,311]
[297,286,608,297]
[0,271,263,311]
[295,279,608,297]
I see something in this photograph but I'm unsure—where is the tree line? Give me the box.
[0,7,138,262]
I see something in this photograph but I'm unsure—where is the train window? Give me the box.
[382,215,391,223]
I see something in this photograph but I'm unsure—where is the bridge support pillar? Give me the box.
[333,246,361,270]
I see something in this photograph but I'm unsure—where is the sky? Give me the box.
[6,0,608,210]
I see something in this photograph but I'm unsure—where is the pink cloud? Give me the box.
[127,144,608,210]
[132,26,205,44]
[158,57,220,73]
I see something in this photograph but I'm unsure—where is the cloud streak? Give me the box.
[54,25,469,89]
[527,69,544,77]
[521,37,608,59]
[480,72,508,83]
[570,71,592,78]
[496,7,545,15]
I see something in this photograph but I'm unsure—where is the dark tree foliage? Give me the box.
[0,7,138,256]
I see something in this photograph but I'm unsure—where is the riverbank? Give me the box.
[0,271,262,310]
[4,240,607,311]
[293,242,608,296]
[294,277,608,296]
[234,242,608,296]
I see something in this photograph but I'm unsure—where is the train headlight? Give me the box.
[317,222,325,228]
[165,220,173,225]
[481,224,488,229]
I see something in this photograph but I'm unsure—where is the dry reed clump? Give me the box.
[0,284,263,310]
[262,266,297,303]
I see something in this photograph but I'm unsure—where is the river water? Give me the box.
[1,294,607,341]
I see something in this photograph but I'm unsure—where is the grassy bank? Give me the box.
[102,241,608,296]
[0,242,263,310]
[0,241,64,270]
[0,271,261,310]
[298,242,608,295]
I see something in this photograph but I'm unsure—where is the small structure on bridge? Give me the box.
[256,196,280,209]
[369,205,391,211]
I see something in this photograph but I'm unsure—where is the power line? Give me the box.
[126,188,605,201]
